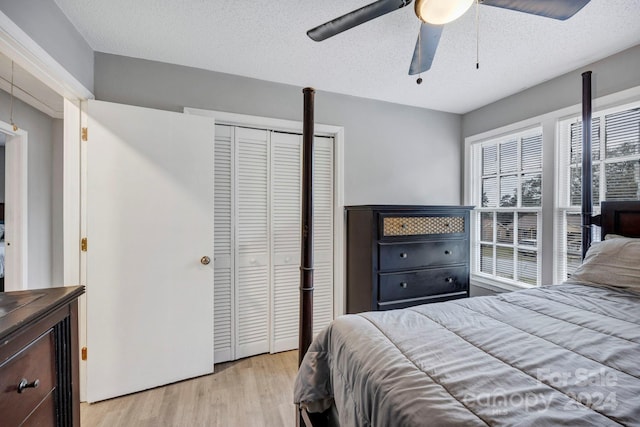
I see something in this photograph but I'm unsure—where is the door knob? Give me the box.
[200,256,211,265]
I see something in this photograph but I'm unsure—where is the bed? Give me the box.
[293,75,640,426]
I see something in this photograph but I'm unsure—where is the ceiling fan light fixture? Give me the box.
[415,0,474,25]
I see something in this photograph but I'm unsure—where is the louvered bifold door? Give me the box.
[213,125,234,363]
[312,136,335,335]
[235,127,270,359]
[270,132,302,353]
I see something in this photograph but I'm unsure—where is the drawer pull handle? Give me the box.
[400,253,408,258]
[445,277,454,283]
[400,282,408,289]
[445,223,450,227]
[401,223,407,229]
[444,250,452,255]
[17,378,40,394]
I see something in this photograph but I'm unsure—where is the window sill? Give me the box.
[470,275,533,294]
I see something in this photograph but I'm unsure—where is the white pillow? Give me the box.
[567,236,640,290]
[604,234,626,240]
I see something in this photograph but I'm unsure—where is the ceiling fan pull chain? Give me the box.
[475,0,480,69]
[416,26,423,84]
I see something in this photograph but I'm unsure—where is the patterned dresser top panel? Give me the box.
[383,216,465,236]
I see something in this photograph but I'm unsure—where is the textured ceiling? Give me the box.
[54,0,640,114]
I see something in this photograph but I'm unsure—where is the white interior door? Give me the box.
[270,131,302,352]
[213,124,235,363]
[235,127,270,359]
[312,136,335,335]
[85,100,215,402]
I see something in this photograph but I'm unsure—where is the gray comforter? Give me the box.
[294,283,640,426]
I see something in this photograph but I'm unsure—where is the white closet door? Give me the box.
[270,132,302,353]
[313,136,335,335]
[214,124,234,363]
[235,127,270,358]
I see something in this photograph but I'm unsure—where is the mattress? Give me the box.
[294,283,640,426]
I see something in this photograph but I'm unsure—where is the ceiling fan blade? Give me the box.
[480,0,591,20]
[307,0,412,42]
[408,23,443,75]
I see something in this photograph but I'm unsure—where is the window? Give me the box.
[467,93,640,291]
[470,128,543,287]
[556,103,640,282]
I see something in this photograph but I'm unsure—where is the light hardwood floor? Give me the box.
[81,351,299,427]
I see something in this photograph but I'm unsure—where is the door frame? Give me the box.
[0,120,28,290]
[0,9,93,399]
[0,10,92,289]
[184,107,346,320]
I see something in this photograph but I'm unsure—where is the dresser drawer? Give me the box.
[378,266,468,303]
[379,240,467,271]
[381,215,465,238]
[0,330,56,427]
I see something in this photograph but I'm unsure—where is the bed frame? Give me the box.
[295,74,640,427]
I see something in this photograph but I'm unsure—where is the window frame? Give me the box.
[554,99,640,283]
[464,86,640,293]
[468,126,543,289]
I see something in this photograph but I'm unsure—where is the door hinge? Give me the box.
[81,347,87,361]
[81,127,88,141]
[81,238,87,252]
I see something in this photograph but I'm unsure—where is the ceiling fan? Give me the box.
[307,0,591,77]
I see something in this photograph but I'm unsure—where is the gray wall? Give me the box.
[0,89,58,288]
[0,0,94,92]
[94,53,463,206]
[52,118,63,285]
[463,45,640,137]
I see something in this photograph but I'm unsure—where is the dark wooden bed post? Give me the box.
[297,87,316,427]
[299,87,315,366]
[581,71,593,259]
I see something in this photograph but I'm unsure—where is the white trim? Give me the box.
[79,100,89,401]
[332,127,346,318]
[184,107,347,319]
[63,99,85,401]
[63,99,81,285]
[0,11,93,101]
[471,276,529,293]
[1,120,28,290]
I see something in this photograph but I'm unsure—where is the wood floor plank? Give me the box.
[81,351,298,427]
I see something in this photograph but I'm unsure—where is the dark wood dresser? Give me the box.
[346,205,473,313]
[0,286,84,426]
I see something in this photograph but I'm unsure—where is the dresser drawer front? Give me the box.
[0,330,56,426]
[382,215,465,237]
[378,266,468,303]
[379,240,467,271]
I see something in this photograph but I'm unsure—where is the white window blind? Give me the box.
[472,128,543,287]
[556,103,640,282]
